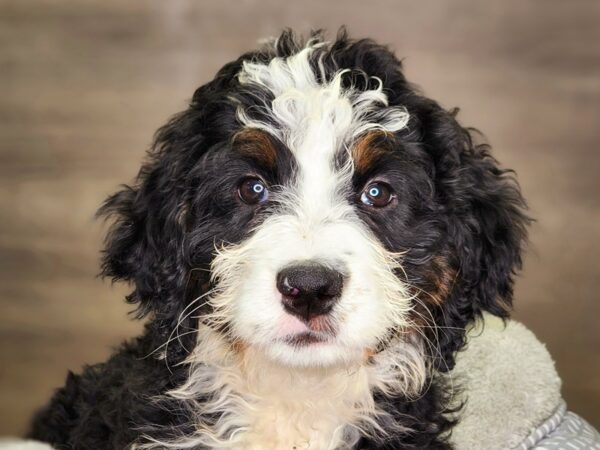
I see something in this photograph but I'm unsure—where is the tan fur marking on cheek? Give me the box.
[352,130,390,173]
[233,128,278,168]
[409,256,458,329]
[431,256,456,304]
[418,256,457,306]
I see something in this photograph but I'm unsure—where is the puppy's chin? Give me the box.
[263,339,365,368]
[253,312,365,368]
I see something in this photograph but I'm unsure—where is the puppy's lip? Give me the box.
[278,309,337,332]
[282,331,330,346]
[279,315,337,346]
[276,311,338,345]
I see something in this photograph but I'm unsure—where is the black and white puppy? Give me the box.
[29,29,529,450]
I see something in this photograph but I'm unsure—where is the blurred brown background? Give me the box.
[1,0,598,436]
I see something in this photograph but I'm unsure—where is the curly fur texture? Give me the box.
[28,29,529,450]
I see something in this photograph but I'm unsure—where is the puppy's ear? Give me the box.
[97,114,196,321]
[427,103,529,315]
[417,101,529,368]
[97,58,246,333]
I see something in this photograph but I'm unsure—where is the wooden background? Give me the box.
[1,0,598,435]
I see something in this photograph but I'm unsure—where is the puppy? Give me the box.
[29,29,528,450]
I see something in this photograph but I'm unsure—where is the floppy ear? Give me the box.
[417,101,530,369]
[97,55,256,354]
[440,112,529,315]
[97,112,203,324]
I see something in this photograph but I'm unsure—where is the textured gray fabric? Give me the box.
[449,314,563,449]
[516,401,600,449]
[449,314,600,450]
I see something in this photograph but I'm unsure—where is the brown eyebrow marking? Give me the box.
[352,130,393,173]
[233,128,278,168]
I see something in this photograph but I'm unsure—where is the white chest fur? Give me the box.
[222,361,374,450]
[149,327,425,450]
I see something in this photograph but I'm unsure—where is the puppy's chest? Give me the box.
[198,363,376,450]
[234,392,357,450]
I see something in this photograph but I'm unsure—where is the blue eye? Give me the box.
[238,177,269,204]
[368,186,381,197]
[360,182,394,207]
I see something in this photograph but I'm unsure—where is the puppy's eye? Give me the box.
[238,177,269,205]
[360,182,394,207]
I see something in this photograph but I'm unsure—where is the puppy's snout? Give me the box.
[276,262,344,322]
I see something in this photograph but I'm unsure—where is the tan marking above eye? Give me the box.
[233,128,278,168]
[351,130,392,173]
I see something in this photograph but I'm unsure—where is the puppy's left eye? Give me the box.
[360,182,394,207]
[238,177,269,205]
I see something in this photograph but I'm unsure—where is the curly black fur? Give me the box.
[28,29,528,450]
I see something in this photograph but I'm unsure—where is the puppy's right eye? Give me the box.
[360,182,394,208]
[238,177,269,205]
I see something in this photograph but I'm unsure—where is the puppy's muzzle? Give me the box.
[276,262,344,322]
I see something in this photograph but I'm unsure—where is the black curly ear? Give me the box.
[98,171,184,320]
[97,54,254,327]
[424,104,530,317]
[97,114,200,322]
[415,101,530,369]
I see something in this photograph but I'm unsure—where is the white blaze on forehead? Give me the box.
[237,45,409,146]
[236,43,409,221]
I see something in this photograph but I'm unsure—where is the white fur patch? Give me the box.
[136,326,425,450]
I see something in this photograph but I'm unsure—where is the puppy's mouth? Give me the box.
[279,314,337,346]
[283,332,330,346]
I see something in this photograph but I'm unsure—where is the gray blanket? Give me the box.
[449,313,599,449]
[518,401,600,449]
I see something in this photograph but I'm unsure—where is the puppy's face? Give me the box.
[100,32,527,373]
[207,51,415,367]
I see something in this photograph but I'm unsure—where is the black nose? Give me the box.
[276,262,344,322]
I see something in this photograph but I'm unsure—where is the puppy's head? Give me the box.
[99,30,528,372]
